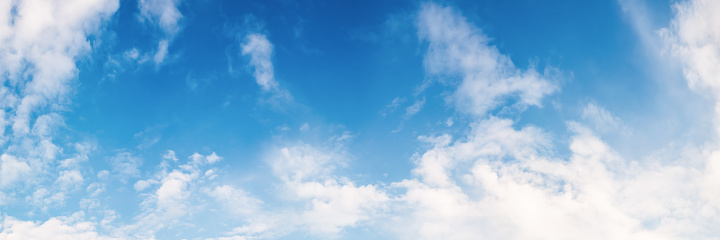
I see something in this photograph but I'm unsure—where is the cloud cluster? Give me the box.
[5,1,720,239]
[381,2,720,239]
[121,151,224,239]
[391,116,720,239]
[215,140,388,239]
[661,0,720,93]
[0,0,118,211]
[0,213,117,240]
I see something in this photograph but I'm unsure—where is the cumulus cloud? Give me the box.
[660,0,720,136]
[378,2,720,239]
[0,214,117,240]
[290,178,389,236]
[119,150,224,238]
[387,115,720,239]
[416,2,558,116]
[0,0,115,221]
[188,151,223,166]
[0,0,118,193]
[0,154,32,188]
[660,0,720,92]
[56,170,84,189]
[8,1,720,240]
[271,143,388,236]
[27,188,66,212]
[217,139,388,239]
[0,0,117,135]
[162,150,178,162]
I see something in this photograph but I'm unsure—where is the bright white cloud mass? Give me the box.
[1,0,720,239]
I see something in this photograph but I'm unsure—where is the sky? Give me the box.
[1,0,720,239]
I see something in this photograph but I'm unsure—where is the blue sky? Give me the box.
[2,0,720,239]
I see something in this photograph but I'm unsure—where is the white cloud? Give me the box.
[660,0,720,91]
[134,179,152,191]
[138,0,182,65]
[380,2,720,239]
[269,144,345,182]
[206,152,223,164]
[30,113,63,137]
[27,188,66,212]
[79,180,107,211]
[242,34,277,92]
[581,103,628,133]
[124,48,140,60]
[138,0,182,36]
[8,1,720,240]
[381,97,406,116]
[110,152,142,180]
[660,0,720,135]
[207,185,263,216]
[0,214,117,240]
[218,140,388,239]
[56,170,84,189]
[59,142,96,169]
[188,151,223,166]
[405,98,426,119]
[389,116,720,239]
[290,179,388,236]
[188,152,202,164]
[0,1,116,221]
[153,39,169,65]
[97,170,110,180]
[0,0,118,192]
[241,33,293,105]
[119,150,223,238]
[0,0,118,135]
[204,169,217,179]
[155,171,192,213]
[0,153,31,188]
[121,170,195,238]
[162,150,178,162]
[272,142,388,236]
[416,2,558,116]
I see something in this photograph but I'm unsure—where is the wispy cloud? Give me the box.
[404,97,426,119]
[241,33,294,107]
[0,0,118,198]
[582,102,630,134]
[417,3,559,116]
[242,34,280,92]
[138,0,183,65]
[381,97,406,117]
